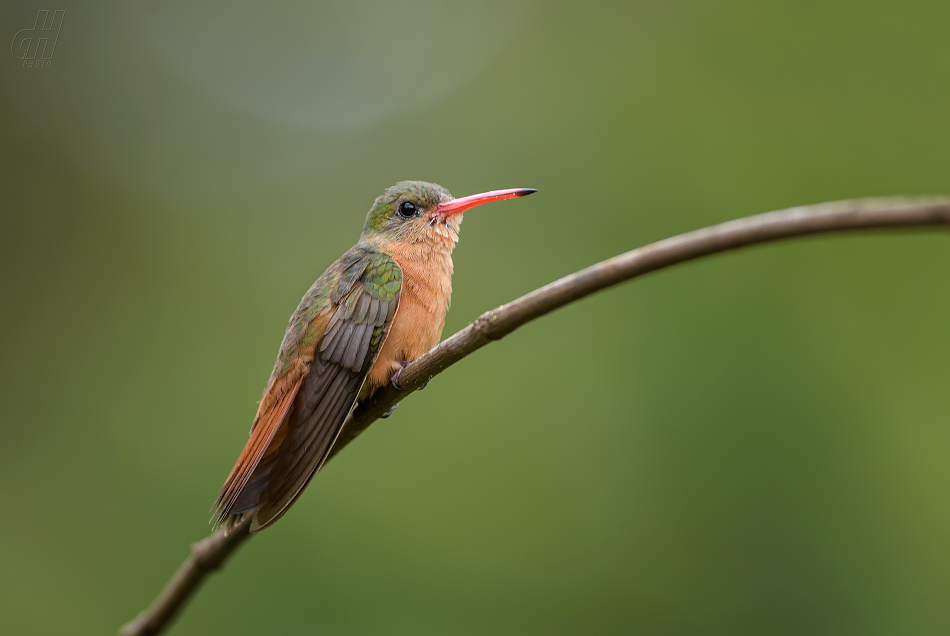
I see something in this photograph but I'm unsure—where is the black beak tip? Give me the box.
[519,188,538,197]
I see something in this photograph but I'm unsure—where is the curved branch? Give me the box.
[120,516,252,636]
[120,197,950,636]
[335,197,950,448]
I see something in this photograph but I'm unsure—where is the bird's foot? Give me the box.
[391,361,410,391]
[380,402,399,418]
[390,361,428,391]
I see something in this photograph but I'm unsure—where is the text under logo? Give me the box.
[11,10,65,69]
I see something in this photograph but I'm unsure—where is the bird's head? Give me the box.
[361,180,536,246]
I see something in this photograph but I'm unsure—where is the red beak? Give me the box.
[436,187,537,217]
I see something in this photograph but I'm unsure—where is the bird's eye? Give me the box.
[397,201,418,218]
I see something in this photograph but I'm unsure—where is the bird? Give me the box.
[212,181,536,533]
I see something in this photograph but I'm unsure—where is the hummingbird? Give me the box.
[213,181,536,532]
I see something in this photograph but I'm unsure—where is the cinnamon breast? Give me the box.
[366,238,455,390]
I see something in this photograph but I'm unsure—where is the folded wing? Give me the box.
[213,251,401,531]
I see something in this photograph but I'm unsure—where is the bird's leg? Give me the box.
[391,361,429,392]
[380,402,399,418]
[390,361,410,391]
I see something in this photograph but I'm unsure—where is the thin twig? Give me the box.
[121,197,950,636]
[120,516,252,636]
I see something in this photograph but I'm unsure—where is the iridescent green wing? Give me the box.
[221,248,401,531]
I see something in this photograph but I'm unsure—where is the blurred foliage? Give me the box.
[1,1,948,635]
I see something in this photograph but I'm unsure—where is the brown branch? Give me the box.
[120,515,252,636]
[120,197,950,636]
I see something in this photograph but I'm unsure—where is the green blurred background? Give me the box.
[2,1,948,634]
